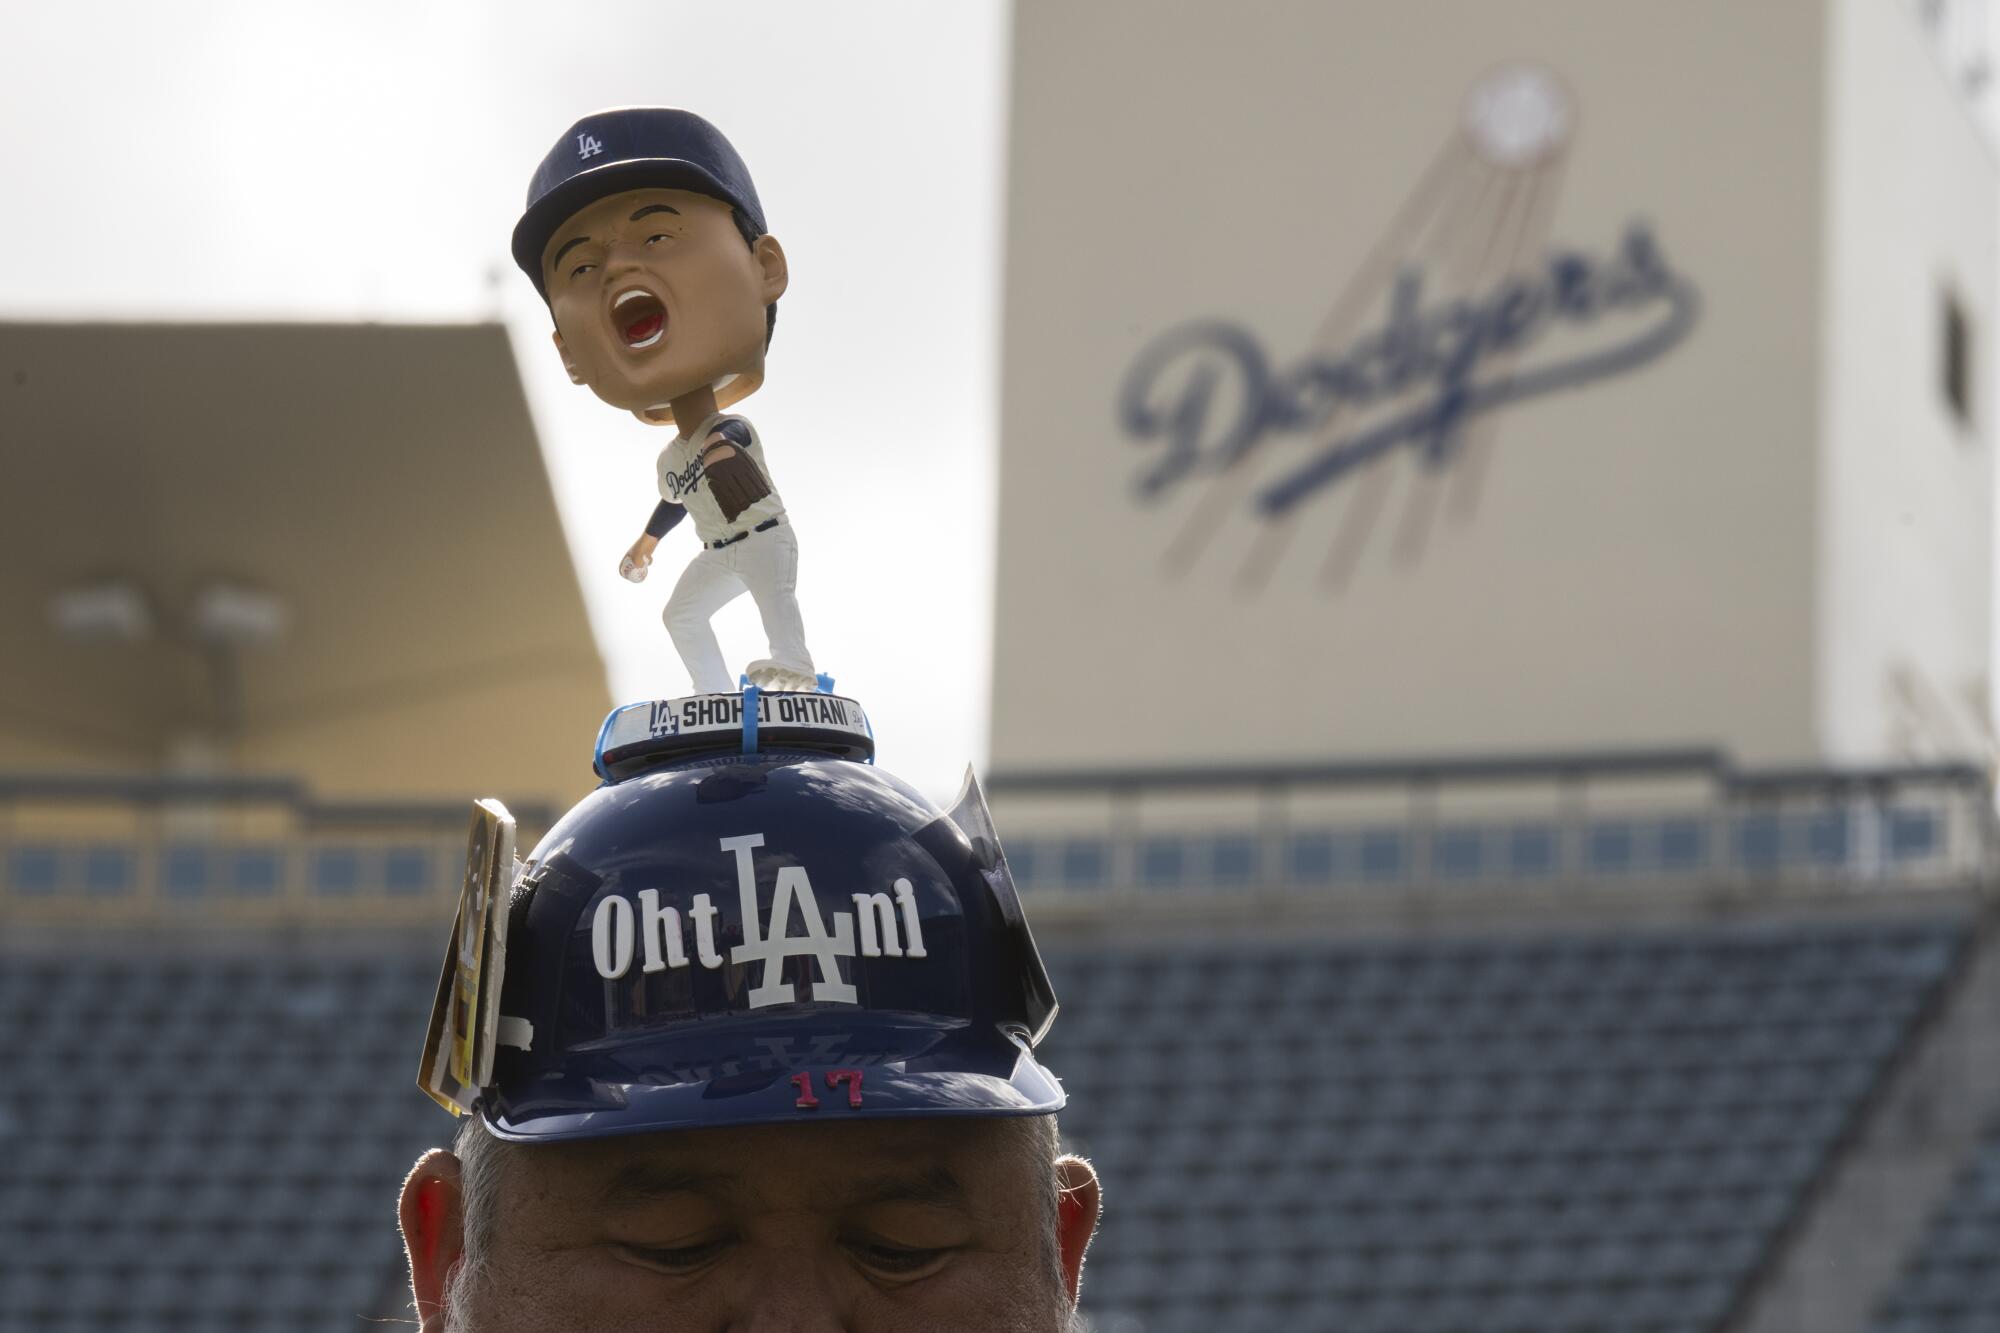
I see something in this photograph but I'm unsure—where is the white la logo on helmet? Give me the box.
[589,833,928,1008]
[576,132,605,160]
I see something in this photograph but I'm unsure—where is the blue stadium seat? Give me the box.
[0,949,453,1333]
[1037,914,1970,1333]
[0,912,1968,1333]
[1869,1114,2000,1333]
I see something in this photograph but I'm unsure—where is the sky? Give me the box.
[0,0,1009,802]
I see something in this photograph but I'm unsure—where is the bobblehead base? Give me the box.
[593,686,875,781]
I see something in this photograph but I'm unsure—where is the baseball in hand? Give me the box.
[620,552,651,583]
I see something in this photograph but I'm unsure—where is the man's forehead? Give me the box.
[526,1118,1030,1204]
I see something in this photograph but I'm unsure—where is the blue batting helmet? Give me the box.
[477,715,1062,1142]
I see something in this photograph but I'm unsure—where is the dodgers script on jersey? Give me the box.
[659,410,785,544]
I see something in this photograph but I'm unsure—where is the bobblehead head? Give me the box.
[542,186,787,429]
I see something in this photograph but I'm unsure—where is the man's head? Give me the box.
[407,740,1081,1326]
[512,108,783,426]
[399,1114,1100,1332]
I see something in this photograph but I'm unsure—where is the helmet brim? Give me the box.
[479,1012,1064,1142]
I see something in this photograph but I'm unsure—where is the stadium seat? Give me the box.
[1042,914,1968,1333]
[0,912,1969,1333]
[1869,1116,2000,1333]
[0,949,450,1333]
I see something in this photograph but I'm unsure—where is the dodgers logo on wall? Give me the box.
[1117,64,1701,591]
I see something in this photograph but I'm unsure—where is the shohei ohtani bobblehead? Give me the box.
[512,108,817,696]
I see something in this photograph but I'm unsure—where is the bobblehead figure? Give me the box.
[512,109,817,695]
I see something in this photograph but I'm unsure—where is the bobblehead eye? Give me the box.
[646,233,672,245]
[569,262,596,280]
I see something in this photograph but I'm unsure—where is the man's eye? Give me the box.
[569,262,596,279]
[645,233,671,245]
[852,1243,948,1276]
[627,1239,729,1273]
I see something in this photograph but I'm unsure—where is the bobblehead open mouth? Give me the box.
[613,288,667,350]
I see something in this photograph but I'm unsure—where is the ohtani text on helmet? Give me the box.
[589,833,927,1008]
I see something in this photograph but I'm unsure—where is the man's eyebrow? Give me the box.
[599,1163,738,1206]
[848,1167,969,1209]
[630,203,681,221]
[548,235,591,270]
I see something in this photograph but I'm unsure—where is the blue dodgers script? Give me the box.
[1118,223,1700,516]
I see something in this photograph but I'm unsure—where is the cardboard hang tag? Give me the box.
[418,798,516,1116]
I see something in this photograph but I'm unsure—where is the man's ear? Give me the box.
[752,233,789,305]
[399,1148,467,1333]
[1053,1155,1101,1307]
[551,329,584,384]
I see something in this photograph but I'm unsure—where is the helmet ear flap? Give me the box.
[946,768,1059,1046]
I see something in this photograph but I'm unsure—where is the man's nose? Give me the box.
[726,1257,850,1333]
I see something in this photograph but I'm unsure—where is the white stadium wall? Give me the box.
[1818,0,1997,765]
[991,0,1994,775]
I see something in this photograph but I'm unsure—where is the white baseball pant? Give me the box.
[663,523,814,694]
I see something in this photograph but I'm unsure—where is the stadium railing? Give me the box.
[3,751,1991,923]
[987,748,1998,898]
[0,772,554,927]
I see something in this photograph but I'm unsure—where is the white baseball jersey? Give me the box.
[657,410,785,545]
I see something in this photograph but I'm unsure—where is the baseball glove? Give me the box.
[702,446,773,524]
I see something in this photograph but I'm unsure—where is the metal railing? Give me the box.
[0,772,554,928]
[988,750,1998,897]
[2,754,1992,922]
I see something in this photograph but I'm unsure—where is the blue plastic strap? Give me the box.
[741,684,761,754]
[591,705,624,782]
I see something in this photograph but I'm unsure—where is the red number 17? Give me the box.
[792,1067,865,1109]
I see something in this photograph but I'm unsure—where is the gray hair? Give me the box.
[452,1113,511,1267]
[438,1115,509,1329]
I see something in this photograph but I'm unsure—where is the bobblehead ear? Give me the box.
[752,234,789,304]
[551,330,585,385]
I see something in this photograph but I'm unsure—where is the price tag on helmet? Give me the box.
[418,799,516,1115]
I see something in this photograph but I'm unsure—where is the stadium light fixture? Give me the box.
[49,579,155,643]
[190,580,290,647]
